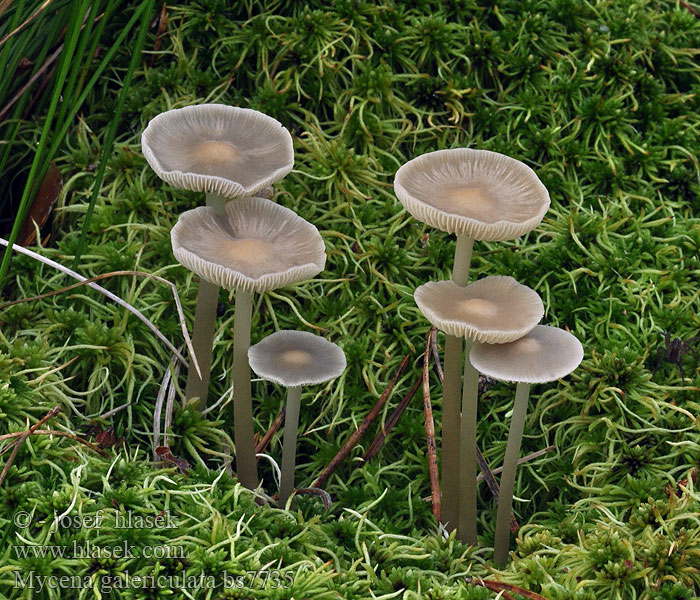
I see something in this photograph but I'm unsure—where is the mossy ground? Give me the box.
[1,1,700,598]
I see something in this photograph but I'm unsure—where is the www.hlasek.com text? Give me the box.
[13,540,185,560]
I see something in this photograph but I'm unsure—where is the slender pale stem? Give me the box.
[441,335,462,531]
[185,280,218,410]
[279,386,302,506]
[458,337,479,544]
[184,192,227,410]
[452,235,474,287]
[441,234,475,533]
[494,382,531,566]
[232,288,258,490]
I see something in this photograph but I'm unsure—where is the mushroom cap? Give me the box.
[414,276,544,343]
[142,104,294,198]
[469,325,583,384]
[171,196,326,293]
[248,330,347,387]
[394,149,550,241]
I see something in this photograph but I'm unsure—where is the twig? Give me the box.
[294,487,332,509]
[256,407,286,455]
[0,44,63,122]
[431,331,443,381]
[163,360,181,448]
[21,63,57,121]
[1,8,106,121]
[153,360,173,459]
[364,376,421,461]
[0,406,61,487]
[680,1,699,18]
[468,578,549,600]
[0,248,198,375]
[312,354,410,489]
[475,447,519,534]
[0,0,55,48]
[477,445,555,483]
[97,401,131,420]
[222,443,233,477]
[0,429,108,457]
[150,2,168,66]
[423,328,442,523]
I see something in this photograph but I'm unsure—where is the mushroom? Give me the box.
[414,276,544,542]
[142,104,294,409]
[248,330,346,506]
[171,197,326,490]
[469,325,583,565]
[395,148,549,538]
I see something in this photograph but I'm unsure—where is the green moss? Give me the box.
[2,0,700,597]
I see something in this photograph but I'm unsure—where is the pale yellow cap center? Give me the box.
[517,338,543,353]
[448,185,494,210]
[458,298,498,319]
[281,349,313,367]
[222,238,271,262]
[194,140,239,164]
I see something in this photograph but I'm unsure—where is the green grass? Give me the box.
[1,0,700,598]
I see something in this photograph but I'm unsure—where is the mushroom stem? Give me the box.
[441,233,475,532]
[441,334,462,531]
[452,234,474,287]
[458,337,479,545]
[232,287,259,490]
[184,192,227,409]
[279,385,302,506]
[185,280,218,410]
[494,381,531,566]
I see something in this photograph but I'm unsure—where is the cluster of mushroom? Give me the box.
[142,104,345,496]
[395,149,583,565]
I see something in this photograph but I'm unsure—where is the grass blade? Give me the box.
[71,0,155,267]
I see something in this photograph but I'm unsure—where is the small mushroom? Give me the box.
[469,325,583,565]
[142,104,294,409]
[248,331,346,506]
[171,197,326,490]
[395,149,550,536]
[414,276,543,542]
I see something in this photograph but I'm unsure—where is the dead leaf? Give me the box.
[155,446,190,475]
[95,427,118,449]
[19,161,61,246]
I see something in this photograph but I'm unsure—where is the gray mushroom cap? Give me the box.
[248,330,347,388]
[394,149,550,241]
[171,196,326,293]
[469,325,584,384]
[414,276,544,343]
[142,104,294,198]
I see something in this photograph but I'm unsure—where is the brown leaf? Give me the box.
[155,446,190,475]
[150,3,168,66]
[95,427,118,449]
[19,162,61,246]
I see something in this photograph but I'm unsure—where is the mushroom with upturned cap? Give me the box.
[248,330,346,506]
[396,148,550,537]
[142,104,294,409]
[414,276,544,543]
[469,325,583,565]
[142,104,294,199]
[171,197,326,490]
[394,148,549,246]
